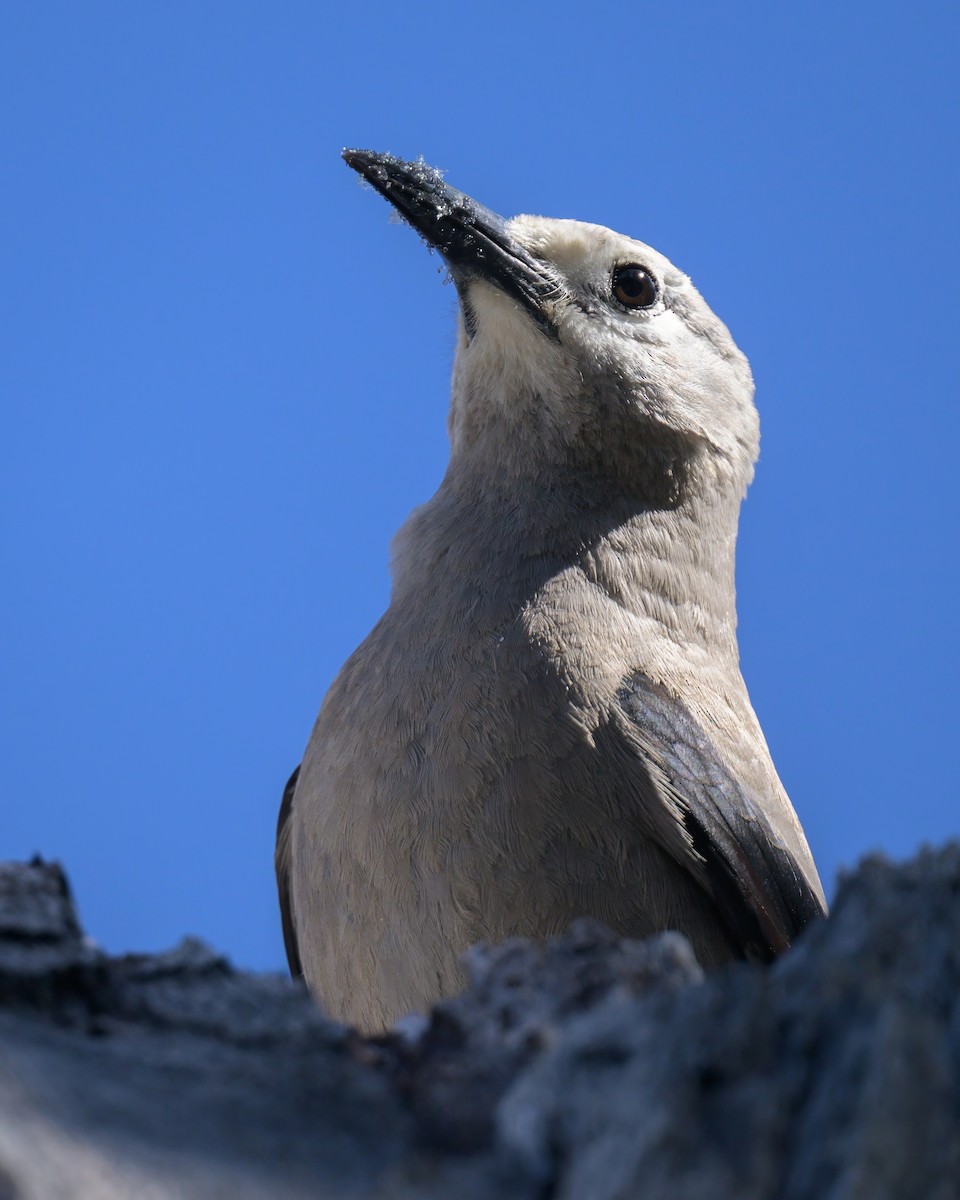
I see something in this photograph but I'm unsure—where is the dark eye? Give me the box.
[612,264,658,309]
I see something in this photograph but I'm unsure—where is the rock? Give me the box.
[0,849,958,1198]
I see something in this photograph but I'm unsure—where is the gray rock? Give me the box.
[0,850,957,1198]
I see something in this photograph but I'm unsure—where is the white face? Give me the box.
[451,215,759,492]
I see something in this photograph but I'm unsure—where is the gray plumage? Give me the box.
[276,150,827,1031]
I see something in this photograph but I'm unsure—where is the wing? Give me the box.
[615,672,826,961]
[275,764,303,978]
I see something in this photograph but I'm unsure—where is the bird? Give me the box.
[275,149,827,1032]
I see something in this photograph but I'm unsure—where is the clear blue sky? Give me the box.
[3,3,958,970]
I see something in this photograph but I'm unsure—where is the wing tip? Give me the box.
[276,765,304,980]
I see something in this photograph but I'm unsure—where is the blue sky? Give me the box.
[3,3,958,970]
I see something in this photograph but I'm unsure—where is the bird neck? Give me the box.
[399,437,745,659]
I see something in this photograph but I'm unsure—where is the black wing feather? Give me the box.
[275,764,303,978]
[617,673,825,961]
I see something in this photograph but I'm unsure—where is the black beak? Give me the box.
[342,149,559,338]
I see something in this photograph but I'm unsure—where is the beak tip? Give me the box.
[342,149,448,195]
[342,147,382,184]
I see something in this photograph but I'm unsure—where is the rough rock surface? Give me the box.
[0,849,958,1199]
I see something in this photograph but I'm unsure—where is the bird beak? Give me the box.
[342,149,559,338]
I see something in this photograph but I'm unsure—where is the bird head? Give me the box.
[343,150,758,504]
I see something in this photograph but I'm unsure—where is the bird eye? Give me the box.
[612,264,658,309]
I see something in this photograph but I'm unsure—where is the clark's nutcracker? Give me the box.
[276,150,827,1031]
